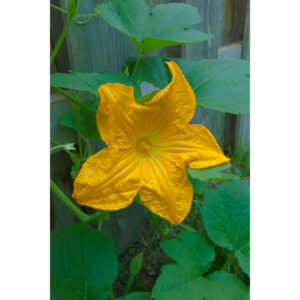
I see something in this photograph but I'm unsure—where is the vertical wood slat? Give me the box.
[185,0,226,147]
[60,0,136,73]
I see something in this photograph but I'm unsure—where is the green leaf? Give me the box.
[173,58,250,114]
[188,163,239,182]
[51,224,118,300]
[207,271,248,293]
[58,99,100,140]
[129,252,143,275]
[201,180,250,275]
[235,243,250,276]
[118,292,152,300]
[98,0,211,54]
[160,231,215,274]
[189,177,207,195]
[51,71,139,97]
[125,56,250,114]
[153,270,248,300]
[125,56,171,88]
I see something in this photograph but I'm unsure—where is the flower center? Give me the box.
[136,137,152,155]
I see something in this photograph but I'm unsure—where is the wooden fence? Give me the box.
[50,0,250,251]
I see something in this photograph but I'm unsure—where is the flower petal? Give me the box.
[146,61,196,125]
[72,148,141,210]
[139,154,193,224]
[161,124,230,169]
[97,83,139,148]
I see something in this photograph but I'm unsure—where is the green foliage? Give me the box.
[51,224,119,300]
[188,177,207,195]
[201,180,250,275]
[152,233,251,300]
[125,56,171,88]
[188,163,239,183]
[125,56,250,114]
[51,1,250,299]
[153,270,248,300]
[174,58,250,114]
[98,0,211,54]
[118,292,152,300]
[58,99,100,140]
[129,252,143,276]
[51,71,139,97]
[160,231,215,274]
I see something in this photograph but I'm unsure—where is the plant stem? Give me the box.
[124,274,135,295]
[51,179,107,225]
[131,54,143,77]
[80,134,93,158]
[50,15,73,65]
[109,286,116,300]
[53,87,94,113]
[50,3,68,15]
[50,179,88,222]
[148,212,167,240]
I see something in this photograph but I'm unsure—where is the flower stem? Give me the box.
[131,54,143,77]
[148,211,167,240]
[50,14,73,65]
[50,179,88,222]
[109,286,116,300]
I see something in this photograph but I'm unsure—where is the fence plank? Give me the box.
[60,0,136,73]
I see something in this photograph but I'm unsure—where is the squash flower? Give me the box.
[73,62,229,224]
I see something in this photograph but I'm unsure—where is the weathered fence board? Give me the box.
[60,0,136,72]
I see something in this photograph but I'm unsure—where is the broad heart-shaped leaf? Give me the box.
[98,0,211,54]
[201,180,250,275]
[188,163,239,183]
[125,56,250,114]
[125,56,170,89]
[207,271,248,292]
[118,292,152,300]
[51,71,139,97]
[58,99,100,140]
[153,268,248,300]
[51,224,118,300]
[160,231,215,274]
[174,58,250,114]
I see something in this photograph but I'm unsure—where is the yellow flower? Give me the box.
[72,62,230,224]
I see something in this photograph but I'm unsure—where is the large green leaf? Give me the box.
[98,0,211,54]
[58,99,100,140]
[160,231,215,274]
[207,271,248,292]
[125,56,170,89]
[51,71,138,96]
[201,180,250,275]
[188,163,239,183]
[174,58,250,114]
[51,224,118,300]
[153,269,248,300]
[118,292,152,300]
[125,56,250,114]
